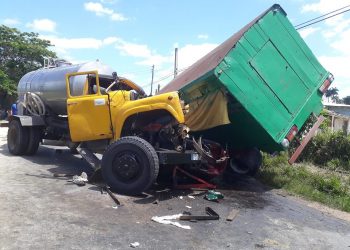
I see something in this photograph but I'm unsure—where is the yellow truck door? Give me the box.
[66,71,113,142]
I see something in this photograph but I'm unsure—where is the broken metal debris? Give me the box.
[204,190,224,202]
[151,214,191,230]
[172,166,216,189]
[179,207,219,221]
[103,186,121,206]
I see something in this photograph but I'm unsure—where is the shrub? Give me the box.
[298,130,350,171]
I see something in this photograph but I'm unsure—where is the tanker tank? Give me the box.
[17,61,115,115]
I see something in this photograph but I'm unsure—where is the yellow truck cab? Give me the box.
[7,62,226,195]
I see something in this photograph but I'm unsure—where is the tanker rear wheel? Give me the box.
[25,127,42,155]
[7,119,29,155]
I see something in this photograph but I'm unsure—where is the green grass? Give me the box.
[257,152,350,213]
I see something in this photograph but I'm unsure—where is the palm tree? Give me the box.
[325,87,339,103]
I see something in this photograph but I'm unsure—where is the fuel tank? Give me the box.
[17,61,115,115]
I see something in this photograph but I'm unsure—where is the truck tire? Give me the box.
[7,119,29,155]
[101,136,159,195]
[229,148,262,176]
[25,127,42,155]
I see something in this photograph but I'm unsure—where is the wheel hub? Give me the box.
[113,153,140,181]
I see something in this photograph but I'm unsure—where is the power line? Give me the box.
[295,4,350,28]
[140,67,189,88]
[295,6,350,30]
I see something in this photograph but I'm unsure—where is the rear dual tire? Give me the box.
[7,119,41,156]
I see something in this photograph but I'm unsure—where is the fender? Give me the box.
[9,115,45,127]
[112,92,185,139]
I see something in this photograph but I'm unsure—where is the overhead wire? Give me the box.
[295,4,350,28]
[295,5,350,30]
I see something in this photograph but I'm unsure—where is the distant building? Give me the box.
[323,103,350,134]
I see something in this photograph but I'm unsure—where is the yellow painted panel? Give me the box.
[67,95,113,142]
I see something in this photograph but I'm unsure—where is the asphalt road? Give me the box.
[0,127,349,250]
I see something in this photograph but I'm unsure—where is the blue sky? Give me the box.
[1,0,350,97]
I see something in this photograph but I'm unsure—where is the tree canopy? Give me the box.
[0,25,56,107]
[342,96,350,105]
[325,87,339,103]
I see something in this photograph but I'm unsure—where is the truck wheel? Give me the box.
[7,119,29,155]
[102,136,159,195]
[25,127,42,155]
[229,148,262,176]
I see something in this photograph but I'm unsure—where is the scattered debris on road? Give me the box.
[130,242,140,248]
[204,190,224,202]
[71,172,88,186]
[226,208,239,221]
[151,214,191,230]
[179,207,219,221]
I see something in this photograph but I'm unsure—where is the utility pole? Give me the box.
[150,64,154,96]
[174,48,178,78]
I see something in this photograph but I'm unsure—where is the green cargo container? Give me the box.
[161,4,332,152]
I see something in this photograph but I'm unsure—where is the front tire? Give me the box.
[102,136,159,195]
[7,119,29,155]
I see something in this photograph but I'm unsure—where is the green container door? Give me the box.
[251,41,310,115]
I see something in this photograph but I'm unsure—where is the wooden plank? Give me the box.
[226,208,239,221]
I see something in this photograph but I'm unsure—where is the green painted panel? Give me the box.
[258,11,324,88]
[250,41,310,114]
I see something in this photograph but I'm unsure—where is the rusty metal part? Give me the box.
[179,207,220,221]
[104,186,121,206]
[172,166,216,190]
[289,116,325,164]
[192,137,229,165]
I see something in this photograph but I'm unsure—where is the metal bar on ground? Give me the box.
[288,115,325,164]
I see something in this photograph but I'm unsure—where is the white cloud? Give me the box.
[298,27,320,38]
[330,28,350,54]
[110,13,126,21]
[114,40,171,67]
[2,18,20,26]
[103,36,120,45]
[302,0,350,13]
[116,42,152,58]
[40,35,103,49]
[84,2,127,21]
[177,43,218,69]
[26,19,56,32]
[197,34,209,40]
